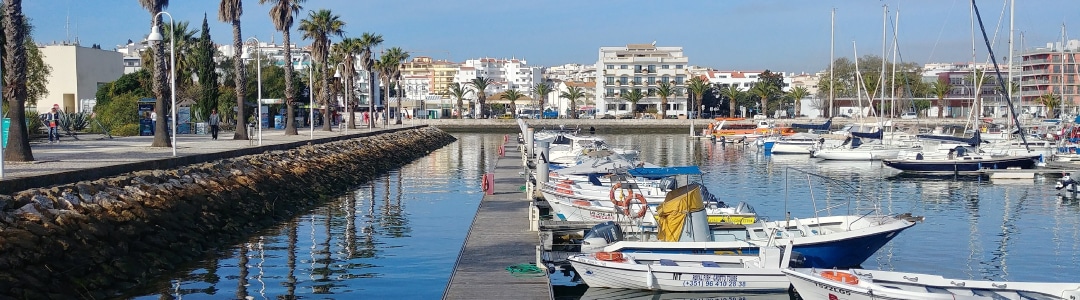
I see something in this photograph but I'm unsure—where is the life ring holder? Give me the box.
[622,193,648,219]
[480,175,491,192]
[820,270,860,285]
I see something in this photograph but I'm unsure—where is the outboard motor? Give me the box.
[580,221,624,253]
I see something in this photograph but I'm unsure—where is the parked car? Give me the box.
[900,112,918,119]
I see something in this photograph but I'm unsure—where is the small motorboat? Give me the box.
[784,268,1080,300]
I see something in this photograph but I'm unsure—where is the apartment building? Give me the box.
[452,58,541,95]
[1020,40,1080,117]
[595,43,690,117]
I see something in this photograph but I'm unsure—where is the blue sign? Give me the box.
[2,118,8,148]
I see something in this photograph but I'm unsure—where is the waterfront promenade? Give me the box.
[0,124,415,193]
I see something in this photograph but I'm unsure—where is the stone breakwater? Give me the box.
[0,127,457,299]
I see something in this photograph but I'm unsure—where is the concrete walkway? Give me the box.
[0,123,417,193]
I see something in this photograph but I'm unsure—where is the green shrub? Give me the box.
[112,123,141,136]
[25,108,42,135]
[93,93,141,133]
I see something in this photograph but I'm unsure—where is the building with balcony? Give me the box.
[595,43,690,117]
[1020,40,1080,117]
[40,44,124,113]
[452,57,541,95]
[115,41,148,74]
[543,63,596,82]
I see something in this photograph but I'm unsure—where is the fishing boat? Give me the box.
[784,268,1080,300]
[568,247,795,292]
[580,169,918,268]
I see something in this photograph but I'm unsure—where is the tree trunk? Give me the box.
[283,29,297,135]
[367,69,375,127]
[321,58,332,131]
[383,77,391,126]
[938,98,945,118]
[2,0,32,161]
[347,72,355,129]
[479,95,487,119]
[395,79,402,124]
[729,97,737,118]
[456,98,463,119]
[661,97,667,119]
[232,20,248,140]
[150,11,171,147]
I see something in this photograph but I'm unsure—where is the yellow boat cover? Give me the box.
[656,183,705,242]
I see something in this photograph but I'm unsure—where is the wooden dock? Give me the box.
[443,139,552,300]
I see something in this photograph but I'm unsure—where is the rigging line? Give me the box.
[972,0,1030,151]
[927,0,959,62]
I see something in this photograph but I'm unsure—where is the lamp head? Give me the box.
[240,48,251,60]
[334,69,341,78]
[147,25,163,42]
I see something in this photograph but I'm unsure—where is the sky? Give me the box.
[23,0,1080,74]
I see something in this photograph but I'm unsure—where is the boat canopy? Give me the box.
[553,156,646,175]
[627,166,702,178]
[851,130,883,140]
[916,131,982,146]
[791,118,832,131]
[656,183,706,242]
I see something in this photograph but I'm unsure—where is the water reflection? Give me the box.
[130,134,502,299]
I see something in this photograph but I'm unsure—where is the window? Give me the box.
[661,76,670,83]
[662,65,670,69]
[620,65,628,69]
[648,65,656,72]
[635,65,642,73]
[606,76,615,84]
[648,76,656,84]
[676,65,684,69]
[675,76,685,84]
[634,76,642,84]
[606,88,615,96]
[620,88,628,95]
[620,76,629,84]
[606,65,614,69]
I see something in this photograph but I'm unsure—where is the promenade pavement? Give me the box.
[1,123,414,180]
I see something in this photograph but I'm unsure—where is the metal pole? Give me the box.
[345,63,350,135]
[308,55,313,139]
[250,37,263,146]
[162,12,176,157]
[829,8,835,118]
[1,41,4,178]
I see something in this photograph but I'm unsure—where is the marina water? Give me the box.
[127,133,1080,299]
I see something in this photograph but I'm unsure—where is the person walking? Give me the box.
[208,109,221,140]
[46,104,61,143]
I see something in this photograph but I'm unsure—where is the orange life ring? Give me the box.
[608,183,630,207]
[820,270,859,285]
[480,175,491,192]
[622,193,648,218]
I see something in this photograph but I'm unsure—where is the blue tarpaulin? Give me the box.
[627,166,702,178]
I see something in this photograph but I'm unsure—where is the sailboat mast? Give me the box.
[1061,23,1067,119]
[1007,0,1015,136]
[830,8,835,119]
[880,4,888,120]
[891,9,900,118]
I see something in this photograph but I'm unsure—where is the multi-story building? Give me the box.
[452,57,541,95]
[595,43,690,117]
[115,41,148,74]
[543,63,596,83]
[431,60,458,96]
[40,43,124,113]
[1020,40,1080,117]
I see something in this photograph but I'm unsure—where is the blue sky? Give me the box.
[24,0,1080,73]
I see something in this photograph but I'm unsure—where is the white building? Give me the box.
[115,41,148,74]
[543,63,596,83]
[40,44,124,113]
[595,43,690,117]
[452,58,541,95]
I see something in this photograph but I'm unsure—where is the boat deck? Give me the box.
[443,139,552,300]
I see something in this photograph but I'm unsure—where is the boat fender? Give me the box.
[622,193,648,218]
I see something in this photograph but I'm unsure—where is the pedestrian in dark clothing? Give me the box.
[209,109,221,140]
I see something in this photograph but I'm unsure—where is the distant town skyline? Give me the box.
[25,0,1080,73]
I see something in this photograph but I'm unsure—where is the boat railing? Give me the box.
[784,167,879,221]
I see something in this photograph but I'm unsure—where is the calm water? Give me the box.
[130,133,1080,299]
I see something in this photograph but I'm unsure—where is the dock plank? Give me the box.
[443,140,552,300]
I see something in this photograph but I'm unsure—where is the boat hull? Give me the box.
[784,268,1080,300]
[883,155,1040,174]
[569,255,789,292]
[813,148,901,160]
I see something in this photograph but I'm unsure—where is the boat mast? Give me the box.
[829,8,835,119]
[853,41,863,118]
[891,9,899,119]
[879,4,887,121]
[1006,0,1015,139]
[1061,23,1067,120]
[969,1,979,124]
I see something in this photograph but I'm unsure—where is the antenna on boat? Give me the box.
[971,0,1030,152]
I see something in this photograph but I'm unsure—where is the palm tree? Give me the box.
[531,82,553,114]
[139,21,197,86]
[332,38,360,128]
[966,69,993,118]
[750,83,779,117]
[468,77,494,118]
[448,82,471,118]
[500,90,525,117]
[930,79,951,118]
[217,0,246,140]
[259,0,304,135]
[560,86,587,119]
[3,0,33,161]
[787,86,810,118]
[299,9,345,131]
[654,81,676,119]
[381,47,409,124]
[356,32,383,127]
[1038,93,1062,118]
[144,0,172,146]
[718,84,743,118]
[620,89,645,117]
[686,76,710,119]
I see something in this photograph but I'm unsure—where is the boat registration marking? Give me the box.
[589,211,615,220]
[681,274,745,287]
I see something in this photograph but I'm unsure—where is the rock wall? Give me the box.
[0,127,457,299]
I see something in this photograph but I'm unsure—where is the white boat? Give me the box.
[768,133,828,155]
[784,268,1080,300]
[578,287,789,300]
[568,246,794,292]
[813,143,904,161]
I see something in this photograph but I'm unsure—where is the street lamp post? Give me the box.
[303,54,313,139]
[242,37,263,145]
[333,63,351,134]
[147,11,176,156]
